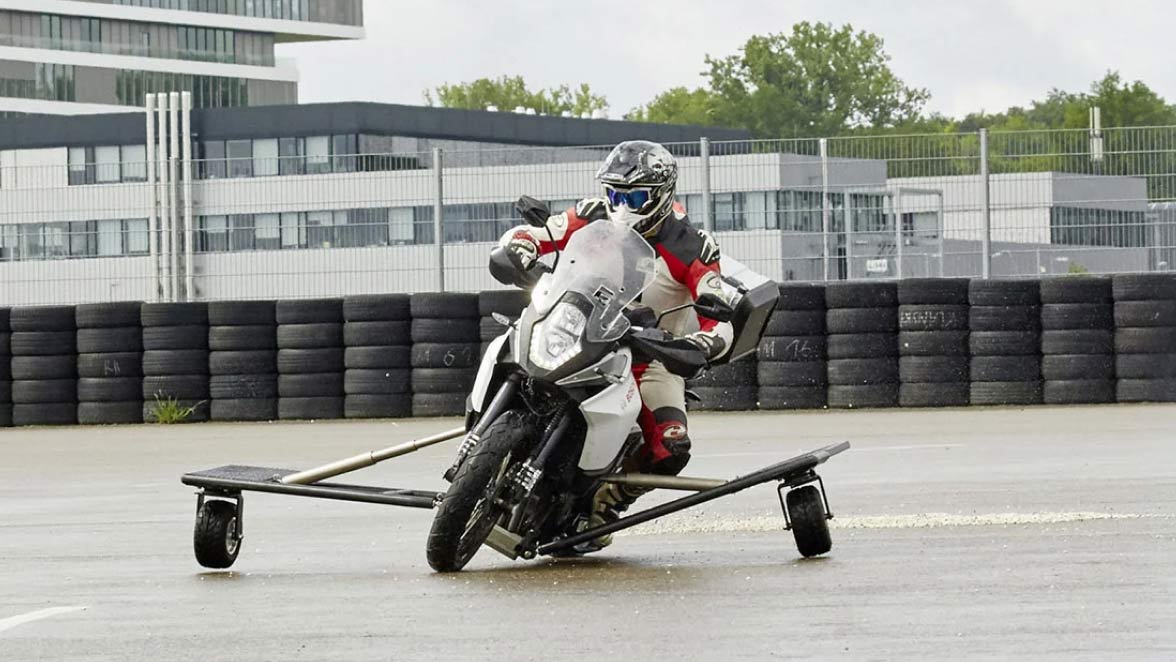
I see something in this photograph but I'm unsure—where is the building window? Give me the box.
[68,147,94,185]
[255,213,280,250]
[305,136,330,175]
[121,145,148,182]
[69,221,96,257]
[278,137,304,175]
[226,140,253,178]
[305,211,334,247]
[44,222,69,259]
[253,138,279,177]
[202,141,226,179]
[280,212,304,249]
[94,146,122,184]
[199,215,228,252]
[96,219,123,256]
[125,219,149,254]
[332,134,357,173]
[20,224,43,261]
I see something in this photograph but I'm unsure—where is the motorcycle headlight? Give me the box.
[529,302,587,371]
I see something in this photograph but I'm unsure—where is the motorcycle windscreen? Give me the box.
[530,221,658,342]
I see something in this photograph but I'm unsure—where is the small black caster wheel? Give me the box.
[786,485,832,558]
[194,499,242,569]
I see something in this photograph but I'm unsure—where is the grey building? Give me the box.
[0,0,364,115]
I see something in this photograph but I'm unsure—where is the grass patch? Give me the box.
[146,394,203,424]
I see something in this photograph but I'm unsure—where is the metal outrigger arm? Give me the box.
[537,441,850,556]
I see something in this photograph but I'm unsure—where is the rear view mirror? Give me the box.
[516,195,551,229]
[694,293,735,323]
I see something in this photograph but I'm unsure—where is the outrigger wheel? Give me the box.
[194,496,243,569]
[781,482,833,558]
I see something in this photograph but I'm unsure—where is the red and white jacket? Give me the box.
[499,198,734,361]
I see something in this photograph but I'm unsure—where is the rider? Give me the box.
[497,140,735,550]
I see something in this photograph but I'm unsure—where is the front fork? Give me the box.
[443,373,522,483]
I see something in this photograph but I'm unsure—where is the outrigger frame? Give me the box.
[181,425,849,561]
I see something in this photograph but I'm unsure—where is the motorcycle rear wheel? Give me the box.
[426,409,532,572]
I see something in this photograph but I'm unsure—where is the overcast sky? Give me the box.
[283,0,1176,121]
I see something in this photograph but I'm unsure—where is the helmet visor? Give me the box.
[604,186,652,212]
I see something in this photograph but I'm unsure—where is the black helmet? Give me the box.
[595,140,678,236]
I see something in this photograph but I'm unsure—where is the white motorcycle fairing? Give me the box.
[569,348,641,473]
[469,334,642,475]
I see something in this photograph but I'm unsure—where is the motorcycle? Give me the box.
[426,197,776,572]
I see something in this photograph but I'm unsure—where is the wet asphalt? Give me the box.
[1,404,1174,661]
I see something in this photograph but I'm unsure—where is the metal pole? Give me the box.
[603,474,726,492]
[145,94,160,302]
[820,138,830,281]
[893,189,903,279]
[181,91,194,302]
[433,147,444,292]
[156,93,172,302]
[937,191,946,278]
[169,92,181,301]
[980,128,991,279]
[700,137,713,232]
[280,426,466,485]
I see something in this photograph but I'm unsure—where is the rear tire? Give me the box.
[194,500,241,569]
[427,410,532,572]
[787,485,832,558]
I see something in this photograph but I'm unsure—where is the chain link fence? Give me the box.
[1,125,1174,305]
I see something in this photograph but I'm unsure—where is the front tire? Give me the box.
[427,410,532,572]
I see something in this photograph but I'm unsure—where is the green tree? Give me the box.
[625,86,716,126]
[628,22,929,138]
[424,75,608,117]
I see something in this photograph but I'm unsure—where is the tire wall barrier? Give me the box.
[0,308,10,427]
[1,273,1174,427]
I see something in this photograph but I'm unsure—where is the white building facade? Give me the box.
[0,0,363,116]
[0,103,1166,306]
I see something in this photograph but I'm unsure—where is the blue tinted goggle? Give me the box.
[605,187,652,210]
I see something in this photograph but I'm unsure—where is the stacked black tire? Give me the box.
[9,306,78,426]
[343,294,412,419]
[689,356,758,411]
[411,293,480,417]
[478,290,530,358]
[825,282,899,408]
[756,284,827,410]
[76,302,143,424]
[968,280,1042,406]
[897,279,970,407]
[277,299,344,420]
[209,301,278,422]
[141,303,210,423]
[1113,273,1176,403]
[1039,277,1115,404]
[0,308,10,427]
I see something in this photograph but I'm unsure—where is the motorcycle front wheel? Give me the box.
[426,409,532,572]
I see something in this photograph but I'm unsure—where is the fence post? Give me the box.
[699,137,713,233]
[145,94,160,302]
[893,189,903,279]
[820,138,830,281]
[181,91,193,302]
[433,147,445,292]
[980,128,991,279]
[156,93,172,302]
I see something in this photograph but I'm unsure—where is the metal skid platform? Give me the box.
[181,465,441,509]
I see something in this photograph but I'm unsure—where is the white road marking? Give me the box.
[620,511,1152,537]
[696,443,962,459]
[0,606,88,635]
